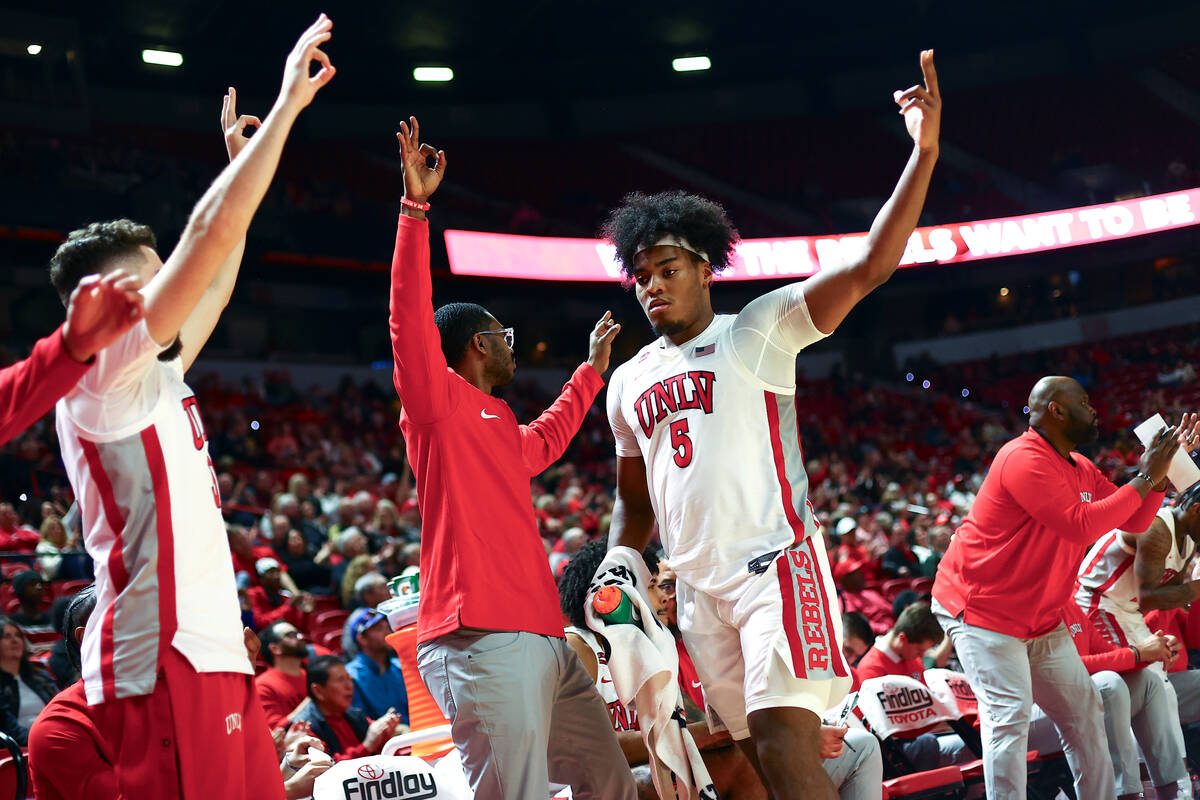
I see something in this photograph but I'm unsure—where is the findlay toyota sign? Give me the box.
[444,188,1200,282]
[314,757,447,800]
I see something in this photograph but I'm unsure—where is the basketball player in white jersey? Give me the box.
[1076,478,1200,727]
[45,17,335,799]
[599,51,941,798]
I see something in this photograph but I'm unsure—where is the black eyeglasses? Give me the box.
[474,327,515,349]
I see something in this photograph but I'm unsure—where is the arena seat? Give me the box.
[315,628,343,653]
[882,579,916,602]
[311,609,350,629]
[882,766,966,799]
[50,579,91,599]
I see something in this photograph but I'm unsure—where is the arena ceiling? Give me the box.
[1,0,1196,108]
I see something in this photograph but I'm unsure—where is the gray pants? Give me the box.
[1030,670,1188,795]
[417,628,636,800]
[825,728,884,800]
[936,611,1112,800]
[1169,668,1200,725]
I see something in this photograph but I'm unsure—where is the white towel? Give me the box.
[586,547,717,800]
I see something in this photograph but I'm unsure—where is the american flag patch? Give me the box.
[694,343,716,357]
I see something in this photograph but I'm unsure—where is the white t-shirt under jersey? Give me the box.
[56,320,249,704]
[607,283,827,597]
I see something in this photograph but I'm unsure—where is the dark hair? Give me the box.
[48,220,157,303]
[892,601,944,646]
[0,617,34,678]
[892,589,921,619]
[558,539,659,629]
[306,654,345,700]
[258,620,292,667]
[842,611,875,648]
[600,190,740,278]
[1178,481,1200,511]
[61,585,97,675]
[433,302,493,367]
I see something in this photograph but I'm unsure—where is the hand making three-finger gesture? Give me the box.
[396,116,447,212]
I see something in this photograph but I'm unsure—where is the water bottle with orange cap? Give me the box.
[593,585,640,626]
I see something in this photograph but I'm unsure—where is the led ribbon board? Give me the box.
[444,188,1200,282]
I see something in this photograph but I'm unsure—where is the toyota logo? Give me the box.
[357,763,385,780]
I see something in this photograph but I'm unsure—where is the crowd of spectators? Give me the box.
[0,316,1196,785]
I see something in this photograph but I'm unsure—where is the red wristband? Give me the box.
[401,197,430,211]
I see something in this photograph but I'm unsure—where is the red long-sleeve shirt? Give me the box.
[389,214,604,645]
[1062,601,1141,674]
[1144,608,1188,673]
[28,681,122,800]
[933,428,1162,638]
[0,325,89,446]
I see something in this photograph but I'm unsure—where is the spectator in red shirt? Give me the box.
[854,602,969,771]
[1057,602,1188,800]
[834,518,878,582]
[836,558,895,635]
[856,601,942,683]
[932,376,1187,800]
[256,620,312,730]
[247,558,313,632]
[388,120,632,799]
[0,504,41,553]
[291,655,402,761]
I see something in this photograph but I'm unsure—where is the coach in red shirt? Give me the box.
[932,376,1187,800]
[387,119,633,800]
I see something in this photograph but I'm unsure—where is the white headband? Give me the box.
[635,234,710,263]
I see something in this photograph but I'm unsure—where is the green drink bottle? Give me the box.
[593,585,637,624]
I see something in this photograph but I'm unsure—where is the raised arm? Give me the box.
[178,87,260,371]
[1004,428,1177,545]
[145,15,335,349]
[802,50,941,335]
[1135,519,1199,610]
[387,117,454,423]
[519,312,617,473]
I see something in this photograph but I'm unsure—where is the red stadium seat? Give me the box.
[311,609,350,629]
[911,578,934,595]
[49,579,91,599]
[310,595,343,614]
[882,766,966,799]
[315,628,343,653]
[0,564,29,580]
[882,579,916,602]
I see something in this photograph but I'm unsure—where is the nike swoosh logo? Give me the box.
[480,410,501,420]
[600,677,612,684]
[691,681,702,688]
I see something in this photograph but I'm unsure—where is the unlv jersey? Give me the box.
[56,321,249,704]
[567,626,640,732]
[1076,508,1193,616]
[608,285,827,597]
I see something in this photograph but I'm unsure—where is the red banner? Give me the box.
[444,188,1200,282]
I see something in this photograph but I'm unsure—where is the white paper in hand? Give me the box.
[1133,413,1200,491]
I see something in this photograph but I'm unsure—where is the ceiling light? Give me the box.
[142,49,183,67]
[413,66,453,82]
[26,44,42,56]
[673,56,711,72]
